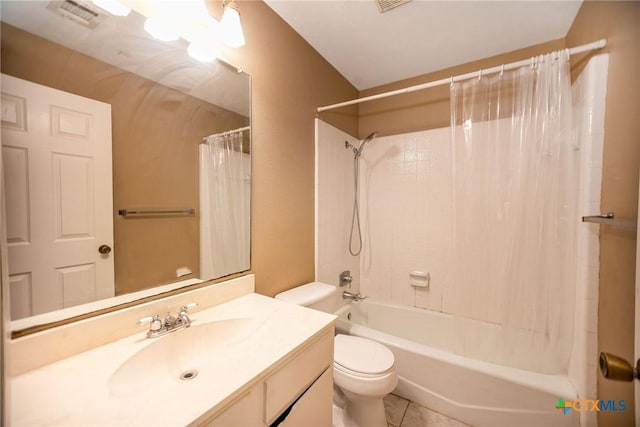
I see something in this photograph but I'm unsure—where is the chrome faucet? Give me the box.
[178,305,192,328]
[342,290,366,302]
[138,303,197,338]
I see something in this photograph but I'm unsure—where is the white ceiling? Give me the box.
[264,0,583,90]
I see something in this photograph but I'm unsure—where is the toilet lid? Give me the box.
[334,334,395,375]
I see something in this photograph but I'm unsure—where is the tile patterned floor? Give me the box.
[384,394,471,427]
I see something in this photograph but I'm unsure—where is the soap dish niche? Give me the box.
[410,271,430,288]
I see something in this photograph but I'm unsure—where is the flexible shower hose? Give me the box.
[349,155,362,256]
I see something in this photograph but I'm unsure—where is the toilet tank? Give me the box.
[275,282,338,313]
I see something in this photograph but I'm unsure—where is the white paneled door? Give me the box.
[1,74,114,319]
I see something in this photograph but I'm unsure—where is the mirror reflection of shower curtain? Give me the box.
[199,130,250,280]
[449,49,577,374]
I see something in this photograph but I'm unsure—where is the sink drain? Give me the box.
[180,370,198,381]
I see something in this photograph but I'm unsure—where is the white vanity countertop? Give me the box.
[10,293,336,426]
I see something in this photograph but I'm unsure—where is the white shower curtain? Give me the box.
[199,130,250,280]
[449,49,578,374]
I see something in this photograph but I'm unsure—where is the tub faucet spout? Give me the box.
[343,290,367,302]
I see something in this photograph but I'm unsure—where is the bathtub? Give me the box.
[333,300,579,427]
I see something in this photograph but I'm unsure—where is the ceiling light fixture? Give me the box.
[221,0,245,48]
[177,9,221,47]
[120,0,245,60]
[188,41,218,63]
[91,0,131,16]
[144,17,180,42]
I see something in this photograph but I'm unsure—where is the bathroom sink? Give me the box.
[109,318,258,396]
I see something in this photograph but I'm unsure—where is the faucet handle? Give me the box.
[180,302,198,312]
[339,271,353,288]
[138,314,162,331]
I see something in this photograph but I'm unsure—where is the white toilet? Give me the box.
[275,282,397,427]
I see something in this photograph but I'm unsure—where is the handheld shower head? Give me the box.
[344,131,378,159]
[356,131,378,157]
[346,130,378,256]
[362,131,378,145]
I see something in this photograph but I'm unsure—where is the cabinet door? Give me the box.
[278,367,333,427]
[265,331,333,423]
[206,383,265,427]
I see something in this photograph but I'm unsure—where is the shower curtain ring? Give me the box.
[500,64,504,77]
[477,69,482,81]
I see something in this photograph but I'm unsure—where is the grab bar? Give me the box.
[118,208,195,217]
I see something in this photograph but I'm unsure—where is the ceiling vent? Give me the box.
[374,0,413,13]
[46,0,107,28]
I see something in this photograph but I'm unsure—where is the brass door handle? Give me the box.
[98,244,112,255]
[599,352,639,382]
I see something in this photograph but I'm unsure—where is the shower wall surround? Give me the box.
[315,120,360,289]
[315,120,453,311]
[358,127,453,311]
[569,53,608,427]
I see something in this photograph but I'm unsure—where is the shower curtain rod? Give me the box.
[202,125,251,141]
[317,39,607,113]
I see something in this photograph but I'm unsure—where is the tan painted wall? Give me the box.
[0,23,249,295]
[567,2,640,426]
[355,39,565,138]
[211,1,359,296]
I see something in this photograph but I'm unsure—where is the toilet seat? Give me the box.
[334,362,393,378]
[333,355,398,398]
[334,334,395,377]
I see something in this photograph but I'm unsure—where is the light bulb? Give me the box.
[221,0,245,48]
[144,17,180,42]
[181,0,210,22]
[188,42,218,63]
[178,12,221,43]
[91,0,131,16]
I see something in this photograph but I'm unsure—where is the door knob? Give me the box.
[599,352,639,382]
[98,244,112,255]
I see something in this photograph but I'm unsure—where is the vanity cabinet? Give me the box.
[277,368,332,427]
[10,291,337,427]
[203,329,334,427]
[204,382,264,426]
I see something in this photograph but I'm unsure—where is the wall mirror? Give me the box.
[0,0,251,332]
